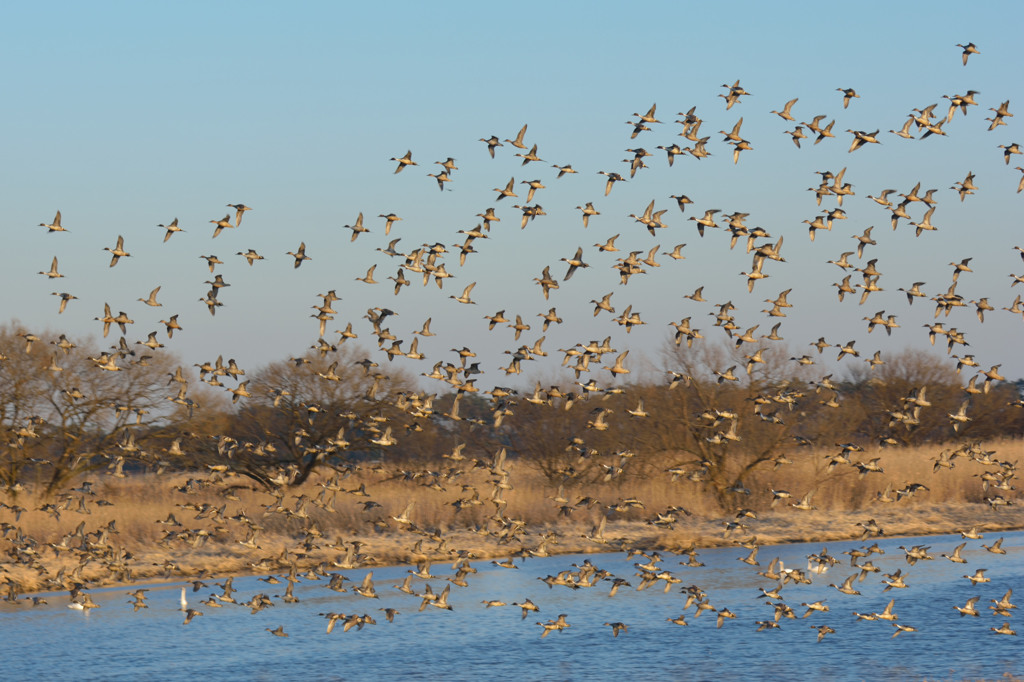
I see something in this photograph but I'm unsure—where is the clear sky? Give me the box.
[3,1,1023,392]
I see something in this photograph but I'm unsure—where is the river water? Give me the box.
[4,531,1022,681]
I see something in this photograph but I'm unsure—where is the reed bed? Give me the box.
[2,438,1021,593]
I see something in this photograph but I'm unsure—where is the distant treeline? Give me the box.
[1,323,1021,511]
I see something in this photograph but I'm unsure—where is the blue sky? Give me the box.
[3,1,1023,390]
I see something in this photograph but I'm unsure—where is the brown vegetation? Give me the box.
[1,323,1022,595]
[2,438,1022,594]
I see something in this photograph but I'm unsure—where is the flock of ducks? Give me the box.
[47,529,1019,648]
[1,41,1022,657]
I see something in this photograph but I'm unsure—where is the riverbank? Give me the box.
[2,438,1021,596]
[3,501,1021,596]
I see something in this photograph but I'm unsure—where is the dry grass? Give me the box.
[2,438,1021,594]
[745,436,1024,509]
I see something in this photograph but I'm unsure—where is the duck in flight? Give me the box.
[391,150,417,173]
[40,210,67,232]
[104,235,130,267]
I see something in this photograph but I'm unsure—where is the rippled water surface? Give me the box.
[5,531,1023,681]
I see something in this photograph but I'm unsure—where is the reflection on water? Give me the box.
[4,531,1023,681]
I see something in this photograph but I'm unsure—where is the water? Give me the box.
[4,532,1022,681]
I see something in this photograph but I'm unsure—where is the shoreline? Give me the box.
[5,502,1021,598]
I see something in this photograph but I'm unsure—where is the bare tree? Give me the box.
[223,345,419,488]
[0,324,186,494]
